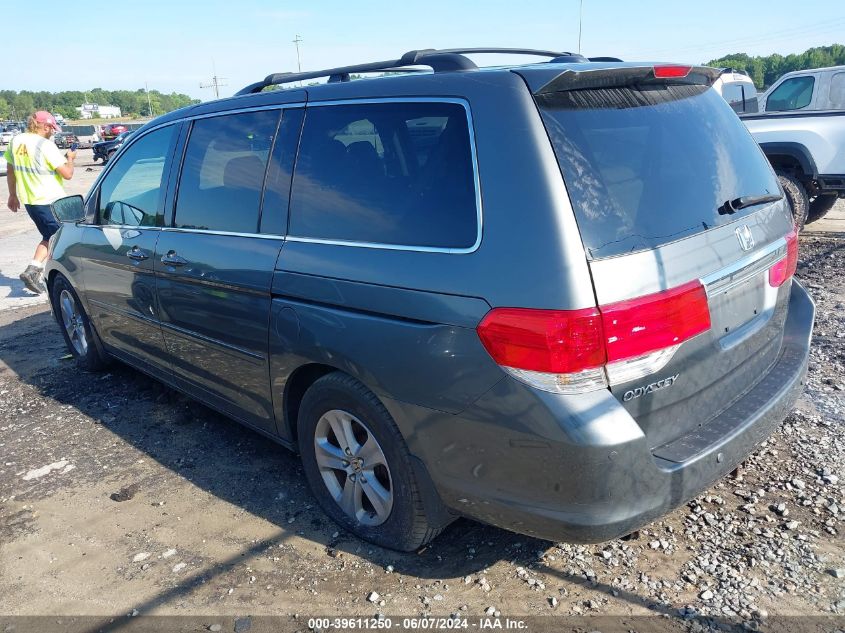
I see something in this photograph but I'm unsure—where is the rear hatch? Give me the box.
[518,64,797,455]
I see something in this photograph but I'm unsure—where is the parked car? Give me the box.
[0,155,6,176]
[92,131,133,163]
[101,123,128,140]
[0,131,13,145]
[711,68,759,114]
[64,124,100,148]
[757,65,845,113]
[44,49,814,552]
[740,95,845,227]
[53,132,79,149]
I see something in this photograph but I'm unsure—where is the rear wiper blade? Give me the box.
[718,193,783,215]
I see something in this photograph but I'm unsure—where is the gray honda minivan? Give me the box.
[45,49,815,551]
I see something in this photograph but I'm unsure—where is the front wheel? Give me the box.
[49,274,109,371]
[298,372,449,551]
[776,172,809,232]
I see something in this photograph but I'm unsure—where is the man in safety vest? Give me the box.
[4,111,76,294]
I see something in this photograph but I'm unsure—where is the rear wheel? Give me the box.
[776,172,809,232]
[298,372,448,551]
[49,274,108,371]
[807,194,839,224]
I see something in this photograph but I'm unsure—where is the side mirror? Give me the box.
[50,195,85,223]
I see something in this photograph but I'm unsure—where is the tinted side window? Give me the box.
[260,108,304,235]
[766,76,815,111]
[721,82,745,113]
[175,110,280,233]
[741,85,759,113]
[289,102,477,249]
[98,125,176,227]
[829,72,845,109]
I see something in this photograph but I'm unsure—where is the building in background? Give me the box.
[76,103,122,119]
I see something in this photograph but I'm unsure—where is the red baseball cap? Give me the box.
[34,111,62,132]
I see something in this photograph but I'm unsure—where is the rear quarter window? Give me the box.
[288,101,479,250]
[829,72,845,109]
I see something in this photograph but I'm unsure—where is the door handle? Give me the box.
[161,251,188,267]
[126,247,149,261]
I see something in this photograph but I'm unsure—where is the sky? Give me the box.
[3,0,845,101]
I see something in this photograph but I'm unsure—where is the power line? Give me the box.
[635,17,845,59]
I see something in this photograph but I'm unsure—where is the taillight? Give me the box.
[477,281,711,394]
[769,227,798,287]
[475,307,605,374]
[653,65,692,78]
[601,281,711,362]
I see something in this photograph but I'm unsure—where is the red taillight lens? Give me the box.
[477,281,711,377]
[769,227,798,287]
[476,307,606,374]
[600,281,711,362]
[653,65,692,78]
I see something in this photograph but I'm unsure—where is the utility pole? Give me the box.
[200,66,228,100]
[145,82,153,117]
[292,34,303,73]
[578,0,584,54]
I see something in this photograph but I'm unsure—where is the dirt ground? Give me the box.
[0,149,843,629]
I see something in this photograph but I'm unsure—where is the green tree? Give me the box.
[708,44,845,89]
[11,93,34,119]
[0,88,199,121]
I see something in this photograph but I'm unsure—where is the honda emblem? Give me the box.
[735,225,755,251]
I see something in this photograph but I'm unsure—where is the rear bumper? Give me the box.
[390,281,814,542]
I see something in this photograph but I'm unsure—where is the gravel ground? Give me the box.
[0,233,842,630]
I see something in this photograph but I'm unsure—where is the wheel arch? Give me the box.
[282,362,342,445]
[759,142,818,179]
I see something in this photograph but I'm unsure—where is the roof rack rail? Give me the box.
[234,47,575,95]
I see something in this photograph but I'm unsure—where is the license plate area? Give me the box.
[709,274,766,334]
[702,240,786,339]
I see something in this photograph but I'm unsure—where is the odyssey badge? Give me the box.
[623,374,680,402]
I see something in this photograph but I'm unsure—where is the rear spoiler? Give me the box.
[534,65,722,96]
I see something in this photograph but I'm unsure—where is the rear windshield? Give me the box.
[537,84,779,259]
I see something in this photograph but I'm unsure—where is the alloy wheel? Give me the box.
[313,409,394,526]
[59,289,88,356]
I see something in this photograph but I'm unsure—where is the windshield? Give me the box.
[537,84,780,259]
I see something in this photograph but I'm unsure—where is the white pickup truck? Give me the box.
[738,65,845,228]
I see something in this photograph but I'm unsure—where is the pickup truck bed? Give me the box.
[740,109,845,226]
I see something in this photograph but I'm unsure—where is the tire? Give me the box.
[807,194,839,224]
[298,372,448,551]
[49,274,109,371]
[776,172,809,232]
